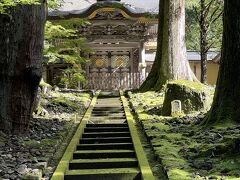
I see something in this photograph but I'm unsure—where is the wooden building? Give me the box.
[48,0,219,89]
[48,0,158,90]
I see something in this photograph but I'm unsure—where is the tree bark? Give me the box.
[140,0,197,91]
[203,1,240,125]
[0,2,46,133]
[200,0,208,84]
[139,0,163,91]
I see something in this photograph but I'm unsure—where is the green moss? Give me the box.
[52,97,79,109]
[39,79,52,88]
[167,169,192,180]
[213,155,240,173]
[120,92,155,180]
[41,139,56,146]
[212,121,238,129]
[169,80,205,92]
[146,122,170,131]
[138,112,152,120]
[128,89,240,180]
[127,90,240,179]
[162,80,214,115]
[22,140,42,148]
[48,92,90,107]
[171,112,185,117]
[154,140,180,157]
[225,177,240,180]
[22,172,42,180]
[128,91,164,118]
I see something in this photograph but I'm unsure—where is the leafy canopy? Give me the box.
[0,0,63,13]
[44,21,93,88]
[185,0,223,51]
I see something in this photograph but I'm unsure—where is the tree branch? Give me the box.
[206,42,215,51]
[193,5,200,23]
[209,5,222,23]
[203,0,215,18]
[210,11,223,25]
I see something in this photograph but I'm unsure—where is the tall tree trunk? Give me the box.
[203,1,240,125]
[0,2,46,133]
[139,0,163,91]
[200,0,208,84]
[140,0,197,91]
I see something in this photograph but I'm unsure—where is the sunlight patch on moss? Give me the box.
[168,168,192,180]
[169,80,205,92]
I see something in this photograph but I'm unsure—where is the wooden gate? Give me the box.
[87,71,143,90]
[85,52,145,90]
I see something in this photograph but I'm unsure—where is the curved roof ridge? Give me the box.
[48,0,157,19]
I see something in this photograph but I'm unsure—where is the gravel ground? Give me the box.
[0,118,75,180]
[0,91,92,180]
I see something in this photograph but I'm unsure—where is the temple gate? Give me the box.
[48,0,158,90]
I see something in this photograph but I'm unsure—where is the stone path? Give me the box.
[52,91,154,180]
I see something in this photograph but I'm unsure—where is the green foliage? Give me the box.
[54,18,91,30]
[47,0,64,10]
[0,0,38,13]
[185,8,201,50]
[44,21,93,88]
[44,22,76,40]
[59,65,87,88]
[185,0,223,51]
[0,0,63,13]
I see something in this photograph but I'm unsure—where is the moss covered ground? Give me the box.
[128,90,240,180]
[35,90,91,120]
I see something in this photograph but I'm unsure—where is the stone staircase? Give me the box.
[64,92,141,180]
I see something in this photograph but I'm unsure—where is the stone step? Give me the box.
[95,105,123,107]
[91,112,124,115]
[88,120,127,124]
[80,137,132,144]
[82,132,131,138]
[92,112,124,115]
[92,110,123,112]
[76,143,133,150]
[90,116,126,120]
[73,150,136,159]
[90,116,126,121]
[84,127,129,133]
[93,107,123,111]
[92,109,123,111]
[65,168,141,180]
[92,113,124,116]
[86,123,128,127]
[96,101,122,103]
[91,114,125,118]
[98,96,120,98]
[69,158,138,170]
[95,105,122,107]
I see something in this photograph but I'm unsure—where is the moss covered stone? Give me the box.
[162,80,213,116]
